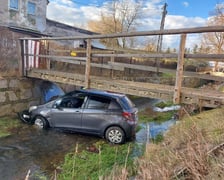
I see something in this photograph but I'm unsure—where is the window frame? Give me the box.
[9,0,19,10]
[27,1,36,15]
[86,96,111,109]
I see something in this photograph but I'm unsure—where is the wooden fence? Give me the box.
[19,26,224,107]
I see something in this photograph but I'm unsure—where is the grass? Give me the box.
[57,141,136,180]
[136,107,224,179]
[139,108,175,123]
[138,101,177,123]
[56,100,178,179]
[0,117,21,138]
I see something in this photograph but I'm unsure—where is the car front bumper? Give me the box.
[18,110,32,124]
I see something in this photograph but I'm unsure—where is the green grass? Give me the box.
[139,110,175,123]
[0,117,21,138]
[154,101,174,108]
[57,141,136,180]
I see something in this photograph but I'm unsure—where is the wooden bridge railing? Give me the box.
[19,26,224,107]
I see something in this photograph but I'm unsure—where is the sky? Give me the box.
[46,0,223,48]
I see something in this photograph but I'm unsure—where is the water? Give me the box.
[0,124,99,180]
[0,97,177,179]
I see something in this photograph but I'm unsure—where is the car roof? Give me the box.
[69,88,125,99]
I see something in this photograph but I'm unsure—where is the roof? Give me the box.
[66,89,125,99]
[46,19,97,36]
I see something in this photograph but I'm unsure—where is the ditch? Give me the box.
[0,98,178,179]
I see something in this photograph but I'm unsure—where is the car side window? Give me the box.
[59,97,84,108]
[86,96,110,109]
[108,100,121,110]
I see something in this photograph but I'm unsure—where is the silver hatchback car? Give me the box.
[19,89,138,144]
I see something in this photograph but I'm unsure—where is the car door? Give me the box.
[50,97,83,129]
[81,95,111,133]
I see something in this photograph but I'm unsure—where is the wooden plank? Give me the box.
[173,34,187,104]
[108,61,176,74]
[93,53,224,61]
[20,26,224,41]
[26,69,224,107]
[93,53,177,58]
[19,39,24,76]
[85,39,91,88]
[25,54,87,61]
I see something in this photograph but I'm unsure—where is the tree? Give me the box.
[143,37,157,52]
[87,0,142,48]
[201,4,224,71]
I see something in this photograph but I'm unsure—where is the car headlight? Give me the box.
[29,106,37,113]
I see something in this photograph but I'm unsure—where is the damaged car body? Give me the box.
[19,89,138,144]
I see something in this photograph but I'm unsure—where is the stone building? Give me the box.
[0,0,96,72]
[0,0,95,116]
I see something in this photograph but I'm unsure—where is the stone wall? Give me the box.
[0,77,41,117]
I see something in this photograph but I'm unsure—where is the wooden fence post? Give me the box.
[18,39,24,76]
[85,39,91,88]
[110,51,115,78]
[173,34,187,104]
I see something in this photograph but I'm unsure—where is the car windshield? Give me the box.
[119,96,135,110]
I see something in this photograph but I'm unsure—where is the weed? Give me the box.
[155,101,174,108]
[152,133,164,144]
[57,142,136,180]
[136,107,224,179]
[139,110,174,123]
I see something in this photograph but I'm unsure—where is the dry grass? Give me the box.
[135,107,224,180]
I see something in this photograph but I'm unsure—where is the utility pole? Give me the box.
[156,3,167,74]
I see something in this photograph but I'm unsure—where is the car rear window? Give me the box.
[119,96,135,110]
[86,96,111,109]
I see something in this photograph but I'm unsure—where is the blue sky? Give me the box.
[166,0,217,18]
[47,0,221,28]
[47,0,224,48]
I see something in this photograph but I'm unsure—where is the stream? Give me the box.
[0,98,177,180]
[0,82,177,179]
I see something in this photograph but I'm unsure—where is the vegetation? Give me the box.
[0,117,21,138]
[87,0,142,48]
[138,101,176,123]
[136,107,224,179]
[154,101,174,108]
[57,101,176,179]
[57,141,136,180]
[139,110,174,123]
[56,106,224,180]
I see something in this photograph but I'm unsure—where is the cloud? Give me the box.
[182,1,189,8]
[165,15,206,29]
[47,1,82,26]
[47,0,207,48]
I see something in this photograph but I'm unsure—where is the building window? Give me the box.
[28,2,36,15]
[10,0,19,10]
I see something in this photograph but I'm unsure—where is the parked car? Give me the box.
[18,89,138,144]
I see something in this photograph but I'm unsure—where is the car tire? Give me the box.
[34,116,49,129]
[105,126,125,144]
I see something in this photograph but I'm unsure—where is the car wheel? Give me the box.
[34,116,48,129]
[105,126,125,144]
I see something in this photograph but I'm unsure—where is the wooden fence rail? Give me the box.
[19,26,224,107]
